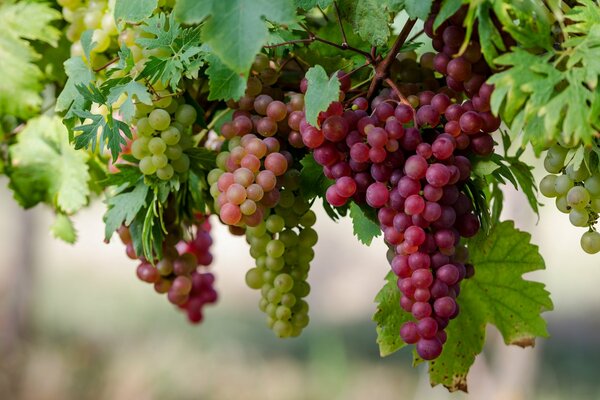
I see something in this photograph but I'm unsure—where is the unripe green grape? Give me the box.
[566,186,591,209]
[299,228,318,247]
[165,99,179,115]
[175,104,197,126]
[266,215,285,233]
[245,268,263,289]
[290,269,307,281]
[279,230,298,247]
[165,144,183,160]
[296,299,309,314]
[84,10,102,29]
[555,196,570,213]
[291,313,309,329]
[273,320,293,338]
[172,154,190,173]
[139,156,157,175]
[249,245,263,259]
[161,126,181,145]
[292,196,310,215]
[544,155,563,174]
[216,152,229,170]
[293,281,310,297]
[157,164,174,180]
[101,13,118,35]
[256,255,267,269]
[584,174,600,197]
[283,248,298,265]
[58,0,81,8]
[265,303,277,318]
[228,137,242,150]
[267,316,276,328]
[261,284,272,298]
[554,175,574,195]
[581,231,600,254]
[569,208,589,227]
[207,169,224,185]
[591,198,600,212]
[245,76,263,97]
[274,273,294,293]
[266,240,285,258]
[135,102,154,117]
[210,182,220,198]
[131,137,150,159]
[566,164,591,181]
[281,293,296,308]
[148,137,167,155]
[148,109,171,131]
[266,256,284,271]
[247,221,267,237]
[152,154,169,169]
[299,210,317,227]
[548,144,569,163]
[284,213,300,228]
[275,306,291,320]
[539,175,558,198]
[154,93,173,109]
[267,288,282,303]
[91,29,111,53]
[259,298,269,312]
[262,270,276,284]
[278,190,295,208]
[252,53,270,72]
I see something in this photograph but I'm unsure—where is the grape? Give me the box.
[148,137,167,155]
[139,156,157,175]
[148,109,171,131]
[172,154,190,173]
[569,209,589,227]
[157,165,174,180]
[581,231,600,254]
[566,186,590,209]
[539,175,558,197]
[175,104,197,126]
[161,126,181,145]
[554,175,574,195]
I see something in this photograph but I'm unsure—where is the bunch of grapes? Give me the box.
[118,213,218,324]
[130,100,196,181]
[539,144,600,254]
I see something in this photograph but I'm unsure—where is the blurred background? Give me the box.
[1,155,599,400]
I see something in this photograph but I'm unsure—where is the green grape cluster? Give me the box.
[539,143,600,254]
[130,100,197,180]
[244,188,318,338]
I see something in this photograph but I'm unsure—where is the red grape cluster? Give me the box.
[118,213,217,324]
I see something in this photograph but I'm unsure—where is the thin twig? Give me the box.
[333,2,348,47]
[93,57,119,72]
[407,28,425,43]
[366,19,417,100]
[299,22,373,60]
[384,78,411,107]
[371,46,377,61]
[317,5,330,22]
[264,38,315,49]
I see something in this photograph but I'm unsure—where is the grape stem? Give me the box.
[366,19,417,100]
[333,2,349,49]
[384,78,418,126]
[93,56,119,72]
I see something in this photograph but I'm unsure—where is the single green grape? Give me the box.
[554,175,574,195]
[165,144,183,160]
[156,164,174,180]
[139,156,157,175]
[266,215,285,233]
[148,109,171,131]
[171,153,190,173]
[566,186,591,209]
[569,208,589,227]
[161,126,181,145]
[539,175,558,198]
[131,137,149,160]
[274,273,294,293]
[152,154,169,169]
[245,268,263,289]
[175,104,197,126]
[148,137,167,155]
[266,239,285,258]
[581,231,600,254]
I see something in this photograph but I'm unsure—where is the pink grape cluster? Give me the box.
[209,92,305,228]
[119,214,218,324]
[299,49,499,357]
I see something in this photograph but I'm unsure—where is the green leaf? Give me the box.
[348,202,381,246]
[51,213,77,244]
[0,2,61,119]
[338,0,403,46]
[175,0,296,74]
[373,271,414,356]
[304,65,340,126]
[299,154,330,200]
[104,182,149,241]
[114,0,158,24]
[56,57,94,116]
[294,0,333,10]
[137,14,204,90]
[107,79,153,122]
[428,221,552,391]
[434,0,463,30]
[186,147,217,173]
[8,116,90,213]
[206,54,247,101]
[404,0,433,20]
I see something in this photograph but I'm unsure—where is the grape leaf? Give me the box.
[8,116,90,214]
[205,54,246,101]
[299,154,330,200]
[71,84,132,161]
[404,0,433,20]
[104,181,149,241]
[304,65,340,126]
[51,213,77,244]
[427,221,552,391]
[0,2,61,119]
[107,79,153,122]
[338,0,403,46]
[374,221,552,392]
[137,13,204,90]
[56,57,95,117]
[294,0,333,10]
[348,202,381,246]
[114,0,157,24]
[186,147,217,174]
[373,271,414,356]
[174,0,296,74]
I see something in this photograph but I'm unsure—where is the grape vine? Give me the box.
[2,0,599,393]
